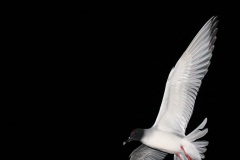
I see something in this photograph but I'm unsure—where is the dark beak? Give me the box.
[123,137,131,145]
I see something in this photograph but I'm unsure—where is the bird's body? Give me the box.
[124,16,218,160]
[142,129,185,153]
[142,121,206,160]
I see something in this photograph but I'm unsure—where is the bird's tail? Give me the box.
[185,118,209,159]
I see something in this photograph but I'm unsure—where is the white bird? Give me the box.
[123,16,218,160]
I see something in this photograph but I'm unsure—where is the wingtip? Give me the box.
[208,16,219,29]
[211,15,219,21]
[212,16,219,27]
[204,117,208,122]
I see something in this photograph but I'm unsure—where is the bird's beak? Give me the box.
[123,137,131,145]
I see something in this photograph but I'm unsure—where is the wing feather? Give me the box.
[130,144,168,160]
[152,16,218,135]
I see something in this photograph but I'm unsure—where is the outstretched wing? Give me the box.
[152,16,218,136]
[130,144,168,160]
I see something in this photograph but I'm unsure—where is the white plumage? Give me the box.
[125,16,218,160]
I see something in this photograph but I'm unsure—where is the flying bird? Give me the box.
[123,16,218,160]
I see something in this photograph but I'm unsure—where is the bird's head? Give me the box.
[123,128,144,145]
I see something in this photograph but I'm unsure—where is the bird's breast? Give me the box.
[141,130,183,154]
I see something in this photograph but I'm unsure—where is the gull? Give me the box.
[123,16,218,160]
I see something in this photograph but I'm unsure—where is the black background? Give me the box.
[3,1,238,160]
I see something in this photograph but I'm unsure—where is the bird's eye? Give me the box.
[130,130,135,136]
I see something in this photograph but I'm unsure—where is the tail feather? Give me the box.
[196,146,207,153]
[193,141,209,148]
[186,118,207,141]
[187,128,208,142]
[185,118,209,159]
